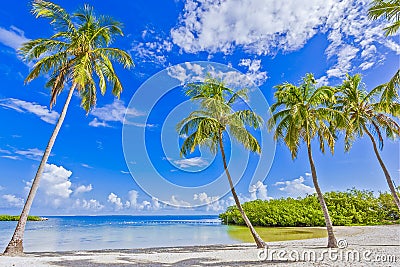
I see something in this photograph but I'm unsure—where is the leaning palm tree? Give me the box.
[177,77,266,248]
[337,74,400,210]
[4,1,133,255]
[267,73,339,248]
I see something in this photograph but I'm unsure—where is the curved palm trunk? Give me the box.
[307,144,337,248]
[218,131,266,248]
[4,84,76,255]
[363,126,400,210]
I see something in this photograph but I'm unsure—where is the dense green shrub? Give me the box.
[0,215,44,221]
[219,189,399,227]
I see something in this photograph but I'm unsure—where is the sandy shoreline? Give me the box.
[0,225,399,266]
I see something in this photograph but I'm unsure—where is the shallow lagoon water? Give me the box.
[0,215,327,252]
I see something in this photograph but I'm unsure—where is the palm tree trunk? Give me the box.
[363,126,400,210]
[307,144,337,248]
[218,130,266,248]
[3,84,76,255]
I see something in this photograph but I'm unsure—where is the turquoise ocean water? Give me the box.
[0,215,239,252]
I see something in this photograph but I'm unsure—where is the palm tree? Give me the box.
[177,77,266,248]
[267,73,339,248]
[368,0,400,110]
[337,74,400,210]
[4,1,133,255]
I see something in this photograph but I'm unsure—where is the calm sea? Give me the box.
[0,215,240,252]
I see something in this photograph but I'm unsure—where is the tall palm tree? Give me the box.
[177,77,266,248]
[337,74,400,210]
[4,1,133,255]
[267,73,339,248]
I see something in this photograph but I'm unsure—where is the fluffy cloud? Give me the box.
[2,194,24,208]
[127,190,138,207]
[75,198,104,211]
[40,164,73,198]
[274,176,315,197]
[193,192,225,211]
[168,195,191,207]
[238,59,268,86]
[173,157,208,168]
[171,0,342,54]
[23,164,74,208]
[107,192,124,210]
[249,181,271,200]
[171,0,399,78]
[167,62,265,88]
[109,190,161,211]
[0,98,59,124]
[74,184,93,194]
[0,26,29,50]
[131,29,173,66]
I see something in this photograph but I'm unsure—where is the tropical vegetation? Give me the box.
[177,77,266,248]
[219,189,400,227]
[4,0,133,255]
[0,215,44,222]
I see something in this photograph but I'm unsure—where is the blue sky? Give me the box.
[0,0,398,215]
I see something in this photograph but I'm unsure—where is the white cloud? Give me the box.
[249,181,271,200]
[238,59,268,86]
[81,163,93,169]
[274,176,315,197]
[171,0,399,78]
[168,195,191,207]
[0,148,11,154]
[107,192,124,210]
[152,197,161,210]
[39,164,73,199]
[1,155,20,160]
[74,184,93,194]
[173,157,208,168]
[90,99,150,128]
[0,98,59,124]
[0,186,4,191]
[15,148,44,161]
[326,45,359,78]
[75,198,104,211]
[131,29,173,66]
[193,192,225,211]
[0,26,29,50]
[88,118,111,128]
[171,0,341,54]
[167,62,263,88]
[127,190,138,207]
[2,194,24,208]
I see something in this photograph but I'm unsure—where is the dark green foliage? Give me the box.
[219,189,399,227]
[0,215,44,221]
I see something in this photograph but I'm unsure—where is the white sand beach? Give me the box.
[1,225,399,266]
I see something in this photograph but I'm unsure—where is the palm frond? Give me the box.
[32,0,75,32]
[368,0,400,36]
